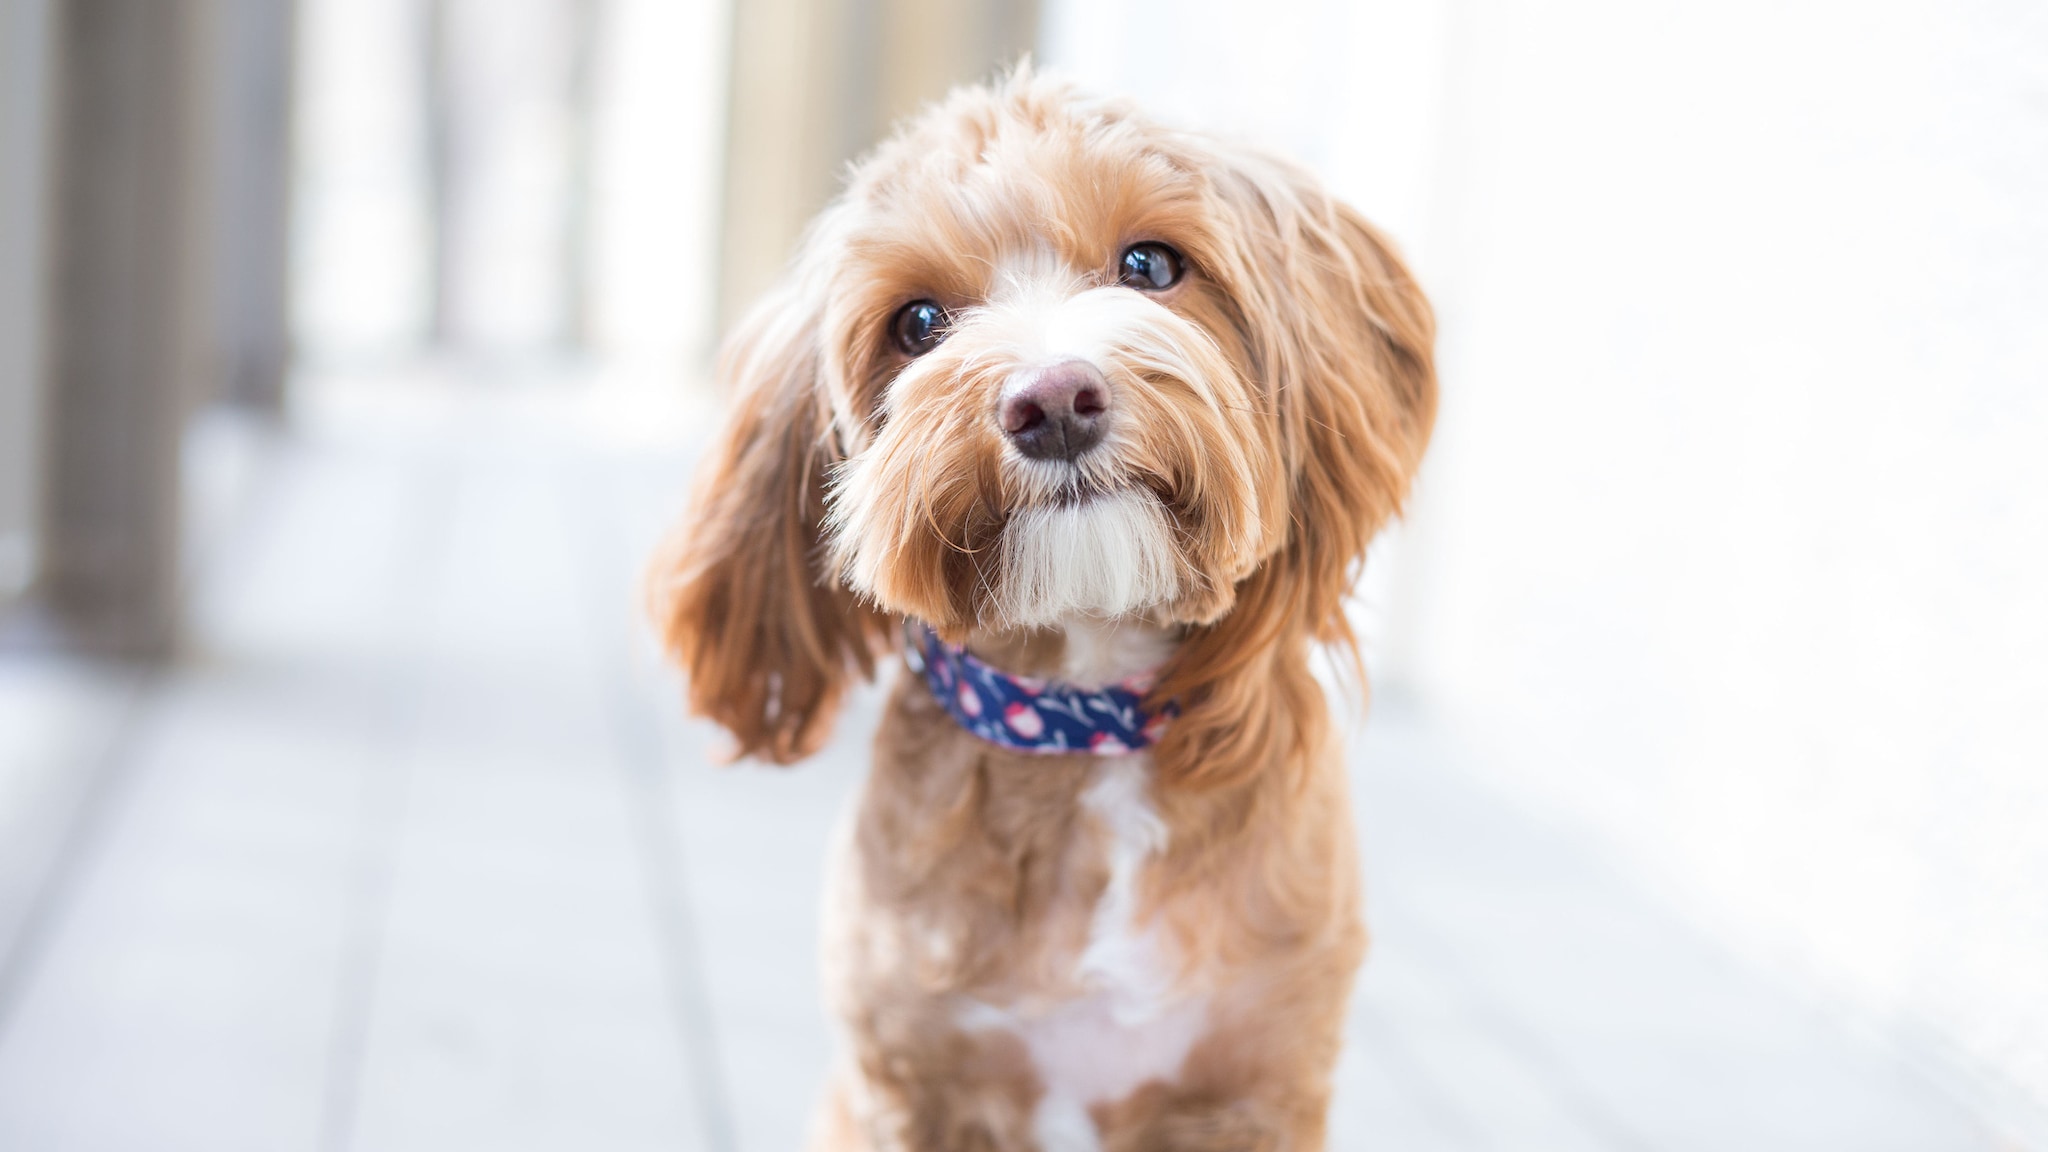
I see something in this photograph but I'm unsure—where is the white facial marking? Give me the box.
[974,275,1228,400]
[955,758,1205,1146]
[996,491,1181,628]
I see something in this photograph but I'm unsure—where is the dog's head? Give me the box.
[652,68,1434,782]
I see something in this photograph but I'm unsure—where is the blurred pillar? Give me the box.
[0,0,56,605]
[205,0,297,411]
[715,0,1038,335]
[35,0,213,656]
[418,0,601,356]
[421,0,455,347]
[560,0,601,349]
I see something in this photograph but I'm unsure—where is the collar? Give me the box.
[905,621,1175,756]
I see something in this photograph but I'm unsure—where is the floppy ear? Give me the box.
[647,279,890,763]
[1151,155,1437,789]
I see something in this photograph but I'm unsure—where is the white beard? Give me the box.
[993,489,1180,628]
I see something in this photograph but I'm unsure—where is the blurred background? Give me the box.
[1,0,2044,1149]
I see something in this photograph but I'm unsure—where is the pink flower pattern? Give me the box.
[907,622,1174,756]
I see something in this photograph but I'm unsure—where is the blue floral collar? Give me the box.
[905,621,1174,756]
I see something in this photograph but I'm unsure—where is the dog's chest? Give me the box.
[956,757,1207,1148]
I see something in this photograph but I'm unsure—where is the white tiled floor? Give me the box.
[0,374,2022,1150]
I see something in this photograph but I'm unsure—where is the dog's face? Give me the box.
[818,122,1285,633]
[653,71,1435,774]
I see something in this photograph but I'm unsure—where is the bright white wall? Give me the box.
[1045,0,2048,1126]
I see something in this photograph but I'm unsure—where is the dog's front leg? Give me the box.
[808,1069,880,1152]
[811,1020,1045,1152]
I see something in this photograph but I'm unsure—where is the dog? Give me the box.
[650,65,1435,1152]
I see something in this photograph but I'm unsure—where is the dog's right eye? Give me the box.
[890,300,949,357]
[1118,242,1184,291]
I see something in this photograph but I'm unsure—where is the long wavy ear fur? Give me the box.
[647,280,889,763]
[1151,154,1438,790]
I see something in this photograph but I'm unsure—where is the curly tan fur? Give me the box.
[650,65,1434,1151]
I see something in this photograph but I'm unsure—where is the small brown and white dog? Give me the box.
[651,67,1434,1152]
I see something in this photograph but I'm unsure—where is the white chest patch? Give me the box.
[1055,614,1178,690]
[956,758,1206,1152]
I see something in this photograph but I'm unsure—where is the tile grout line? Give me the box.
[1346,996,1488,1151]
[575,455,738,1152]
[0,668,153,1036]
[616,726,741,1152]
[314,712,416,1152]
[1372,883,1661,1152]
[0,402,298,1039]
[316,457,462,1152]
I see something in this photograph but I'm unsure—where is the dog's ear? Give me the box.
[1152,154,1437,789]
[1220,155,1438,642]
[647,279,889,764]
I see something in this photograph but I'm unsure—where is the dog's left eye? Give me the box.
[1118,242,1183,291]
[890,300,950,357]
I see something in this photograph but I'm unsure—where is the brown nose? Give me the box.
[1000,361,1109,462]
